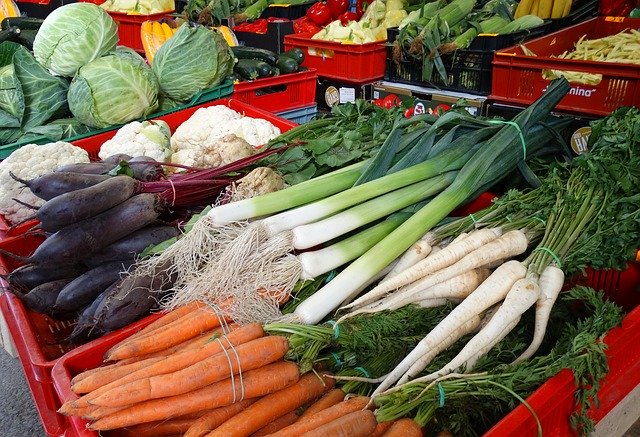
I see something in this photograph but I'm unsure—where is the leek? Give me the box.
[292,78,571,325]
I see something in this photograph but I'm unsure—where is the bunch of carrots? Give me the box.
[58,301,425,436]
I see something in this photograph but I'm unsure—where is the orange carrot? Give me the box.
[105,305,228,361]
[204,372,335,437]
[91,335,289,407]
[183,400,257,437]
[88,361,300,430]
[270,396,370,437]
[370,420,395,437]
[381,418,424,437]
[125,301,205,343]
[117,416,199,437]
[75,324,256,400]
[298,388,346,419]
[71,357,166,394]
[73,324,264,410]
[71,363,121,386]
[251,411,300,437]
[299,409,377,437]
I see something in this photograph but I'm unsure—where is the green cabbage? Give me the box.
[68,49,159,128]
[33,3,118,77]
[152,23,232,102]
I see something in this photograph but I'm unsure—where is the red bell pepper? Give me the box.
[307,2,332,26]
[293,16,323,34]
[338,11,358,25]
[382,94,401,109]
[327,0,349,19]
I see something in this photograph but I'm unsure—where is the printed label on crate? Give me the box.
[570,126,591,155]
[542,84,597,98]
[339,87,356,103]
[325,86,340,107]
[605,16,626,22]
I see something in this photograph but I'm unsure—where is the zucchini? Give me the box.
[231,46,278,66]
[256,60,276,78]
[234,59,261,80]
[1,17,44,31]
[276,56,299,74]
[0,27,19,45]
[280,48,304,65]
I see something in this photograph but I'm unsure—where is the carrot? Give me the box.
[299,409,377,437]
[381,418,424,437]
[370,420,395,437]
[298,389,345,419]
[88,361,300,430]
[204,372,334,437]
[271,396,370,437]
[71,357,166,394]
[91,335,288,407]
[184,400,257,437]
[76,324,255,399]
[72,324,263,410]
[118,416,199,437]
[105,305,229,361]
[251,411,300,437]
[126,301,205,343]
[71,362,122,386]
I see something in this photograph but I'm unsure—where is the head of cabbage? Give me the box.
[68,48,159,129]
[152,23,234,103]
[33,3,118,77]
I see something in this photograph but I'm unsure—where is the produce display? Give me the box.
[2,0,640,436]
[100,0,175,14]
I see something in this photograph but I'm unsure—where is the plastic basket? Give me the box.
[276,104,317,123]
[232,69,317,113]
[283,33,386,84]
[0,80,234,160]
[234,20,294,54]
[384,23,548,96]
[490,17,640,116]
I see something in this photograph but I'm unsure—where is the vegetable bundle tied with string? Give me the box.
[158,78,571,324]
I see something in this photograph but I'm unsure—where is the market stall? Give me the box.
[0,0,639,434]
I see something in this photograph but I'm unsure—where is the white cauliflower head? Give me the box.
[0,142,89,224]
[99,120,172,163]
[170,105,281,168]
[171,134,254,168]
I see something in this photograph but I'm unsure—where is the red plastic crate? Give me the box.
[490,17,640,116]
[486,262,640,436]
[232,69,318,114]
[71,98,297,160]
[79,0,173,53]
[283,33,386,84]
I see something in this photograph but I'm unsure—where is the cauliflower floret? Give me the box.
[171,134,254,168]
[230,167,286,201]
[99,120,172,163]
[0,142,89,224]
[170,106,281,168]
[232,118,281,147]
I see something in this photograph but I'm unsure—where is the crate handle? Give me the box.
[307,47,335,59]
[254,84,289,97]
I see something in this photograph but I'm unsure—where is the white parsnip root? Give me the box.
[383,232,436,281]
[348,228,503,308]
[369,260,528,397]
[511,265,565,364]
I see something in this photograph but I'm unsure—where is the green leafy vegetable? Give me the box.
[33,3,118,77]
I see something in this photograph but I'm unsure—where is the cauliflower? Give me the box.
[99,120,172,163]
[171,134,254,168]
[230,167,286,201]
[0,142,89,224]
[170,105,281,168]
